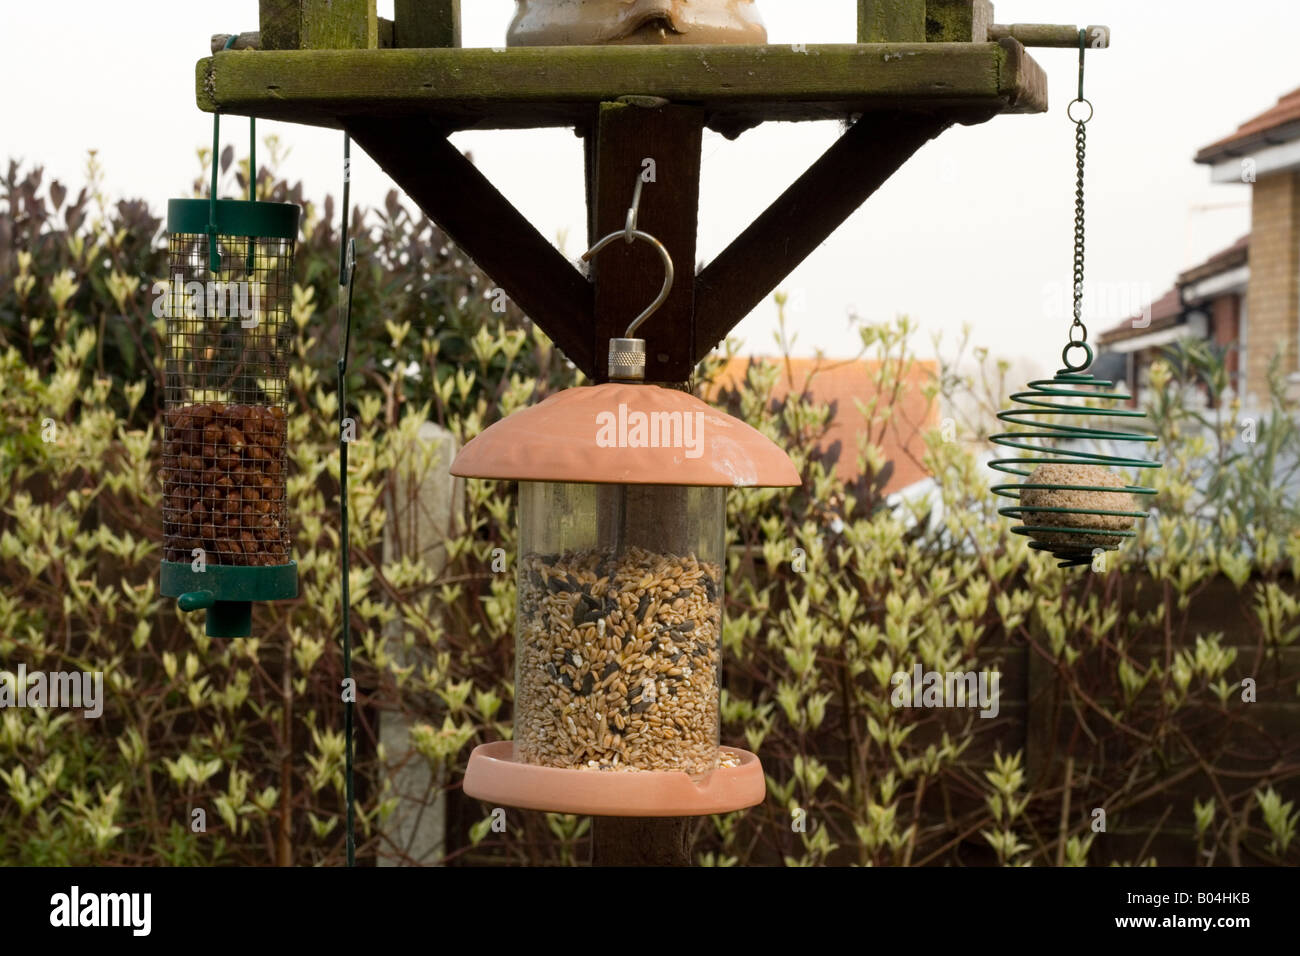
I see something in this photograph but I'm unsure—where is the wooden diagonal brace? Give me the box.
[693,111,952,363]
[346,118,596,375]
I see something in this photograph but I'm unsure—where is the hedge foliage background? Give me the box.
[1,148,1297,866]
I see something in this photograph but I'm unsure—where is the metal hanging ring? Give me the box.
[1062,340,1093,372]
[1069,323,1088,344]
[1067,98,1093,124]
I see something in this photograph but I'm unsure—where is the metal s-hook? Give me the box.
[582,228,675,341]
[582,173,676,381]
[582,173,675,342]
[624,174,643,239]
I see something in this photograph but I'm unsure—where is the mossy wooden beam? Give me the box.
[995,36,1047,113]
[858,0,926,42]
[259,0,378,50]
[345,118,596,375]
[926,0,993,42]
[394,0,460,48]
[197,41,1048,133]
[694,111,951,362]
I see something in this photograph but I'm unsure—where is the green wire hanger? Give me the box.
[337,132,358,868]
[988,30,1162,568]
[207,32,258,273]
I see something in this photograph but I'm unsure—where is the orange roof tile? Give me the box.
[1196,87,1300,163]
[706,356,937,494]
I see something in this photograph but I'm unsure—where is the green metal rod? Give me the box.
[209,113,221,272]
[247,117,257,273]
[250,118,256,201]
[337,133,357,869]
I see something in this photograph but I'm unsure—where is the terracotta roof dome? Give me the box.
[451,382,800,487]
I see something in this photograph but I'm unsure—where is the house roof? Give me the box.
[1098,287,1184,345]
[707,356,936,494]
[1178,234,1249,285]
[1196,87,1300,164]
[1098,235,1248,345]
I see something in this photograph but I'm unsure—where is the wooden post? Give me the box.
[394,0,461,49]
[592,817,692,866]
[858,0,926,42]
[925,0,994,42]
[213,22,397,52]
[260,0,378,50]
[588,102,703,383]
[586,102,703,863]
[378,422,461,865]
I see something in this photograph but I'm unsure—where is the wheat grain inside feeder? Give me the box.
[159,127,301,637]
[455,209,798,816]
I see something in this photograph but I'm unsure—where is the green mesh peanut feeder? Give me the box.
[159,115,301,636]
[988,33,1160,568]
[989,342,1160,568]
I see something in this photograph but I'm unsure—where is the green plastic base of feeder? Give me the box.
[161,561,298,638]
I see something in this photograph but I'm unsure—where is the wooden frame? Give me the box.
[198,38,1046,381]
[198,42,1045,132]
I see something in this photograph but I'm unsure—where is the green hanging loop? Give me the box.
[1077,27,1086,100]
[1061,340,1092,372]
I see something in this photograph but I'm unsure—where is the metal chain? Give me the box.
[1071,119,1086,340]
[1060,29,1094,372]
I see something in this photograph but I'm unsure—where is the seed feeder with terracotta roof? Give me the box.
[454,179,799,816]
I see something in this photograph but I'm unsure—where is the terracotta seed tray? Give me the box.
[463,742,765,816]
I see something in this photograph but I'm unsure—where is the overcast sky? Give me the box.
[5,0,1295,374]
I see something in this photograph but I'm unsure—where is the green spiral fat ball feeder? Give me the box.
[159,109,302,636]
[989,32,1161,568]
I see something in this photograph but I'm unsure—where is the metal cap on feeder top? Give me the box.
[607,337,647,381]
[450,382,801,487]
